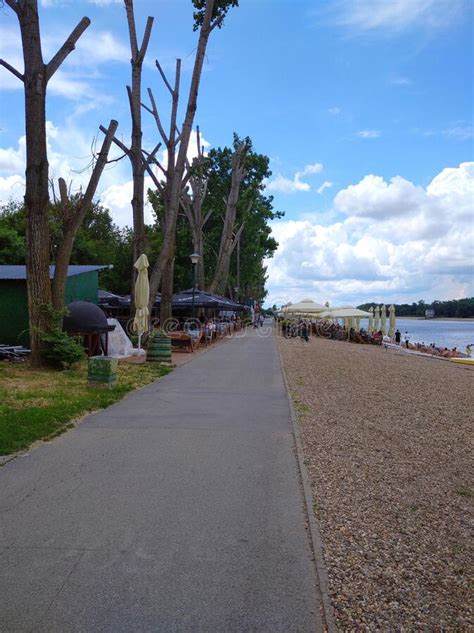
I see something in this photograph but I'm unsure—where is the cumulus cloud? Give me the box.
[356,129,381,138]
[267,163,324,194]
[266,162,474,306]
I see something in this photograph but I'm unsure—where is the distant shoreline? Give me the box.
[396,317,474,322]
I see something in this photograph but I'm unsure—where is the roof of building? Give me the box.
[0,265,111,280]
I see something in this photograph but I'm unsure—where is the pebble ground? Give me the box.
[279,334,473,631]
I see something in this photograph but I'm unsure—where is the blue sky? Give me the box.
[0,0,473,307]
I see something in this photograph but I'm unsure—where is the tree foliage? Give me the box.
[358,298,474,318]
[192,0,239,30]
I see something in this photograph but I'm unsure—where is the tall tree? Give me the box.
[0,0,90,365]
[207,139,249,294]
[202,137,281,301]
[180,126,210,289]
[142,0,238,321]
[101,1,154,299]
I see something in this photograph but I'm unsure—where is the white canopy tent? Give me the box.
[282,299,326,316]
[321,307,371,319]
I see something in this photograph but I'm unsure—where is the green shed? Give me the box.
[0,265,110,345]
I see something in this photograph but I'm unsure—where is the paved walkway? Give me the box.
[0,327,323,632]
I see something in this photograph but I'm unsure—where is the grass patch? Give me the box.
[454,486,473,498]
[0,360,172,456]
[294,400,310,415]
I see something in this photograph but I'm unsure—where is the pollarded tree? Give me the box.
[50,119,118,311]
[207,138,249,295]
[101,0,154,302]
[0,0,91,365]
[202,137,282,301]
[180,126,210,290]
[142,0,238,322]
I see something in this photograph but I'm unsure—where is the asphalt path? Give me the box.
[0,325,323,632]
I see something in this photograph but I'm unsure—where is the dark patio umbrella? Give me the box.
[172,289,223,309]
[172,289,246,311]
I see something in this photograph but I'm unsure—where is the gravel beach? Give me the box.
[279,334,473,630]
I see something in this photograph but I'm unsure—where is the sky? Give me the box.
[0,0,473,308]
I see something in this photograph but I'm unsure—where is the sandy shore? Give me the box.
[279,334,473,630]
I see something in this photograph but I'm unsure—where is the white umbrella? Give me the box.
[132,254,150,350]
[381,304,387,335]
[374,305,380,332]
[388,304,396,337]
[368,307,374,334]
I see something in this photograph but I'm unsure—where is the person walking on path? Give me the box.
[395,329,401,345]
[300,320,309,342]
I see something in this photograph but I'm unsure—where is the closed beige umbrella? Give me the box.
[381,304,387,335]
[388,304,396,337]
[368,307,374,334]
[132,254,150,350]
[374,305,380,332]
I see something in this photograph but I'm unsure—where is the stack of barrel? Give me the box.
[146,330,172,363]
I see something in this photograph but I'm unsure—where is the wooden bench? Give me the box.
[169,331,203,353]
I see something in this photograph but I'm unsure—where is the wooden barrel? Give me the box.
[147,333,172,363]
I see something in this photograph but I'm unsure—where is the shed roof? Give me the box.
[0,265,110,280]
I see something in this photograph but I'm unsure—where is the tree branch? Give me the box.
[139,16,154,62]
[100,125,130,156]
[4,0,19,15]
[46,17,91,82]
[0,58,23,82]
[143,87,170,148]
[124,0,139,59]
[142,160,164,193]
[142,148,167,176]
[81,119,118,209]
[155,59,174,95]
[58,177,69,208]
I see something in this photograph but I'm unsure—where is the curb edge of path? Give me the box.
[276,335,337,633]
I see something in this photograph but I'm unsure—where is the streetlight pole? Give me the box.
[190,252,200,322]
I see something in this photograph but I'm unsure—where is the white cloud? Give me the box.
[356,129,381,138]
[0,124,214,229]
[296,163,323,178]
[333,0,466,34]
[266,174,310,194]
[267,163,324,194]
[328,107,341,115]
[266,162,474,306]
[317,181,333,194]
[442,126,473,141]
[388,76,412,86]
[0,23,128,102]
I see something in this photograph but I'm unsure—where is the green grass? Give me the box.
[0,360,172,456]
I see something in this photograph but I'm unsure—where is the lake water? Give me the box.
[395,318,474,351]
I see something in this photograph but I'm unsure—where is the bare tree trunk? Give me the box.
[124,1,153,283]
[180,126,209,290]
[194,229,205,289]
[146,0,216,316]
[208,142,248,295]
[159,250,174,325]
[1,0,90,366]
[52,120,118,311]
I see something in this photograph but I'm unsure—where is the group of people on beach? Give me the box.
[283,319,471,359]
[393,329,468,358]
